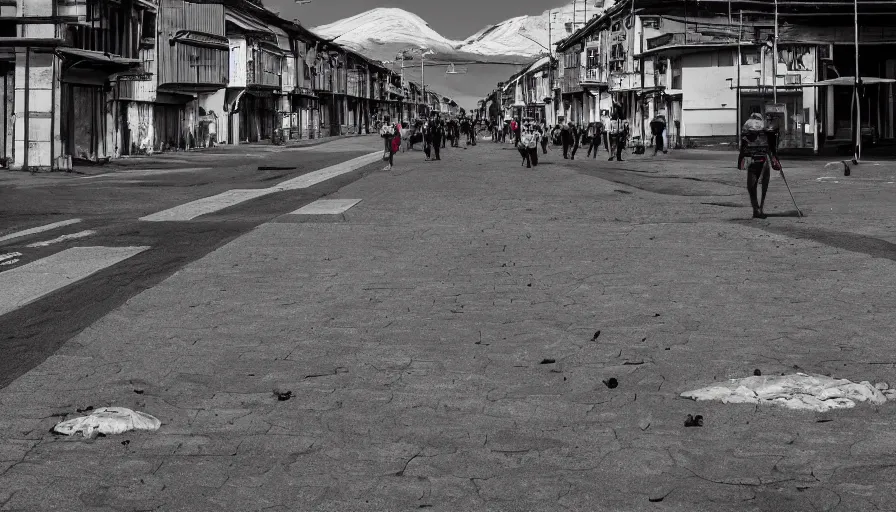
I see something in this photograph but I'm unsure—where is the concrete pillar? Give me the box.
[12,48,61,171]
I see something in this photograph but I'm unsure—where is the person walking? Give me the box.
[607,112,629,162]
[423,118,433,161]
[650,114,667,156]
[379,115,400,171]
[560,123,573,159]
[431,114,444,161]
[569,122,580,160]
[586,121,602,158]
[539,123,549,155]
[527,125,540,167]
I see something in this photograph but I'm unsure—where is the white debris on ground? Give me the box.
[681,373,891,412]
[53,407,161,438]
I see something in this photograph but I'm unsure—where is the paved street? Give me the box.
[1,138,895,510]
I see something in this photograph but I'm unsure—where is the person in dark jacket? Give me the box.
[650,115,667,156]
[569,123,580,160]
[430,114,444,160]
[587,121,603,158]
[560,124,573,159]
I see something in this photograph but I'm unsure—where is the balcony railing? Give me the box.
[580,67,606,84]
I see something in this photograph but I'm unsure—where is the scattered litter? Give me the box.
[684,414,704,427]
[274,388,293,401]
[133,388,144,394]
[258,166,296,171]
[53,407,161,438]
[623,360,644,366]
[753,369,762,376]
[540,358,556,365]
[604,378,618,389]
[76,406,94,413]
[121,440,130,446]
[591,330,601,341]
[639,417,652,431]
[681,373,888,412]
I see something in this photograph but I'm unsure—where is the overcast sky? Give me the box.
[263,0,569,39]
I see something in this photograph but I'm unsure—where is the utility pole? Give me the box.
[854,0,861,162]
[773,0,778,103]
[737,10,743,144]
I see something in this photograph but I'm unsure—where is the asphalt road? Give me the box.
[0,137,385,388]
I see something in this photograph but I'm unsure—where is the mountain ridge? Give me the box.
[311,3,610,65]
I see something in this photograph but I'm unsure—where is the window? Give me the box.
[642,17,661,30]
[586,49,600,69]
[670,57,682,89]
[718,50,734,67]
[741,49,760,65]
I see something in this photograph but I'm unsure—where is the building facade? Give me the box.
[0,0,447,171]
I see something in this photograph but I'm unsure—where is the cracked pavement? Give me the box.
[1,142,895,510]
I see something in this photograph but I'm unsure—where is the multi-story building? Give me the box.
[554,0,896,152]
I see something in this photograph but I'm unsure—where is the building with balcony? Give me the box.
[0,0,155,170]
[560,0,896,152]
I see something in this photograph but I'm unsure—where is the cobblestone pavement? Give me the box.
[1,141,895,511]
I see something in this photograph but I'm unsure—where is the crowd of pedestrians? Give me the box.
[481,101,671,167]
[379,103,672,172]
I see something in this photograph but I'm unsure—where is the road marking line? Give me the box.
[26,230,97,248]
[272,153,381,190]
[0,259,19,266]
[78,167,213,179]
[0,252,21,263]
[291,199,362,215]
[0,246,149,317]
[140,152,380,222]
[0,219,83,244]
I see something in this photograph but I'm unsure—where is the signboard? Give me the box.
[765,103,786,114]
[229,38,247,88]
[119,74,153,82]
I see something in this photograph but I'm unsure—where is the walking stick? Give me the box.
[777,166,803,217]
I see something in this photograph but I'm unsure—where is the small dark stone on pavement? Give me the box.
[76,406,94,413]
[121,440,130,446]
[754,369,762,376]
[649,496,664,503]
[527,283,532,287]
[604,378,618,389]
[134,388,144,394]
[685,414,704,427]
[591,330,601,340]
[654,313,660,317]
[540,358,556,364]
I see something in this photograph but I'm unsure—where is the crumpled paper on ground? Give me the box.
[53,407,161,438]
[681,373,888,412]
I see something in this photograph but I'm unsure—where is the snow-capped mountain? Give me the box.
[312,8,460,63]
[459,1,614,58]
[311,2,613,64]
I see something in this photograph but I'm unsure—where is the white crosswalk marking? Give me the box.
[291,199,362,215]
[0,246,149,317]
[26,230,96,248]
[139,152,380,222]
[0,219,82,244]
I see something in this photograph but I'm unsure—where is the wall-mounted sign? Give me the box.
[119,74,153,81]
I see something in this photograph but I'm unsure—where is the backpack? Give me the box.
[380,124,394,138]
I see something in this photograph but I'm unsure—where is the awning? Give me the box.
[57,47,140,67]
[171,31,229,51]
[805,76,896,87]
[225,9,274,37]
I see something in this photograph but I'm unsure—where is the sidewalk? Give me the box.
[1,143,895,510]
[64,133,376,176]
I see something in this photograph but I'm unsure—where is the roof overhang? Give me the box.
[805,76,896,86]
